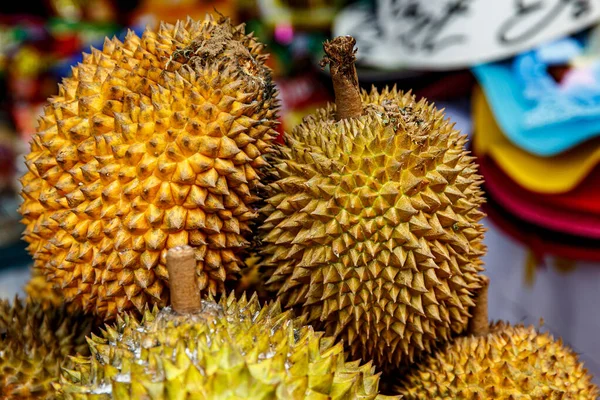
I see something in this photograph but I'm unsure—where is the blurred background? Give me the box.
[1,0,600,383]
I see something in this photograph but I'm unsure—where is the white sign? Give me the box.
[333,0,600,70]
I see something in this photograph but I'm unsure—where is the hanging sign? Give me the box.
[333,0,600,70]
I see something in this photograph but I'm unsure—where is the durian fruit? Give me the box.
[397,321,599,399]
[398,274,598,399]
[259,36,486,372]
[19,15,279,320]
[229,252,271,302]
[0,298,95,399]
[56,246,397,399]
[24,267,65,309]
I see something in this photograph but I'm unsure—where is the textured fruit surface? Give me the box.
[260,88,486,371]
[0,298,94,399]
[57,293,397,399]
[228,252,270,302]
[24,267,65,309]
[397,322,599,399]
[19,16,278,320]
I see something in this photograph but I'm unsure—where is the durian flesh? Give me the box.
[57,293,397,399]
[0,298,94,399]
[397,322,599,399]
[19,16,278,320]
[260,88,486,371]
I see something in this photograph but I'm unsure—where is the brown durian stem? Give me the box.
[321,36,363,121]
[468,275,490,336]
[166,246,201,314]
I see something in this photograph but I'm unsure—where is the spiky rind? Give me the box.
[228,252,271,302]
[24,267,65,309]
[19,15,279,320]
[259,88,486,371]
[0,298,95,399]
[397,322,599,399]
[57,293,397,399]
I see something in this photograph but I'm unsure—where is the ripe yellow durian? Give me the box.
[259,36,486,371]
[24,267,65,309]
[397,322,599,399]
[19,15,279,320]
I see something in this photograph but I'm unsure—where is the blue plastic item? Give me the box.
[473,37,600,156]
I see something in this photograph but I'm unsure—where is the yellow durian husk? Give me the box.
[19,15,279,320]
[56,292,398,399]
[397,322,599,399]
[227,252,271,303]
[259,87,486,372]
[0,298,95,399]
[24,267,65,309]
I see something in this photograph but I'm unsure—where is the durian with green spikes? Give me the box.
[0,298,95,399]
[19,15,279,320]
[259,36,486,372]
[56,246,397,399]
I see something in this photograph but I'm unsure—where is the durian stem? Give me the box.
[321,36,363,121]
[468,275,490,336]
[166,246,202,314]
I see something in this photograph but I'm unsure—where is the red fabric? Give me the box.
[471,135,600,215]
[482,196,600,262]
[538,168,600,215]
[479,156,600,238]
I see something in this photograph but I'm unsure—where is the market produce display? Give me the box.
[0,12,596,399]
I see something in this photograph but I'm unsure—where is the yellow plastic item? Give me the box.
[473,86,600,194]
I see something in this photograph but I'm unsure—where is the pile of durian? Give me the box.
[2,15,597,399]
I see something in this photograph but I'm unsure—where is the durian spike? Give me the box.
[166,246,201,314]
[321,36,363,120]
[467,275,490,336]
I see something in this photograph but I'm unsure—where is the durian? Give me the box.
[397,321,599,399]
[0,298,94,399]
[259,36,486,371]
[24,267,65,309]
[19,15,279,320]
[56,246,396,399]
[229,252,270,302]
